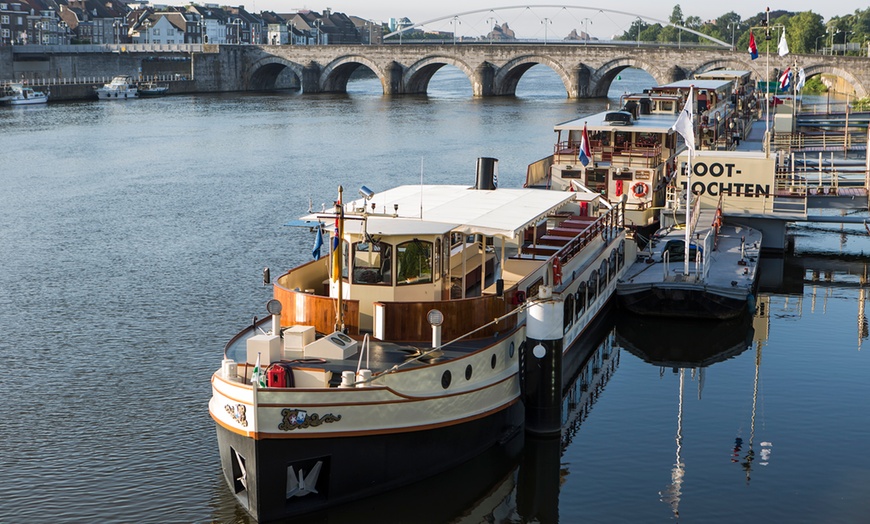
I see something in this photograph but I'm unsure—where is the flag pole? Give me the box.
[683,87,694,277]
[764,8,770,158]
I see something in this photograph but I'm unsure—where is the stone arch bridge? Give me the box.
[238,44,870,98]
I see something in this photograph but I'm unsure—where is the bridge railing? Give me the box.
[1,73,190,87]
[11,43,205,54]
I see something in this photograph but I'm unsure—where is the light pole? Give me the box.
[815,33,827,54]
[486,16,496,45]
[143,19,150,44]
[843,30,854,55]
[677,18,683,49]
[113,20,120,44]
[313,19,322,45]
[542,17,551,45]
[728,21,738,50]
[831,30,840,56]
[232,18,241,44]
[582,17,592,46]
[451,16,460,45]
[636,17,642,48]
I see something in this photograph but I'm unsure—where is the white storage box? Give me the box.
[246,334,282,366]
[284,325,315,351]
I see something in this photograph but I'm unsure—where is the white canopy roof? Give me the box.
[302,185,576,240]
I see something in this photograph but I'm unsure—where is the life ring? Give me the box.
[631,182,648,198]
[614,180,623,197]
[552,257,563,286]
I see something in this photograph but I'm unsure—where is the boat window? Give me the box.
[609,250,618,276]
[599,260,609,289]
[618,240,626,268]
[575,283,586,320]
[341,240,349,280]
[527,277,543,300]
[352,241,392,286]
[587,272,598,303]
[563,293,574,334]
[396,239,433,286]
[434,237,442,281]
[230,448,247,494]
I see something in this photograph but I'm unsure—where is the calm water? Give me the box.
[1,67,868,523]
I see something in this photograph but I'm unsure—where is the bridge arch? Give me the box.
[403,56,477,95]
[319,55,389,94]
[246,56,305,90]
[693,59,764,81]
[591,58,667,98]
[493,55,573,97]
[802,64,867,98]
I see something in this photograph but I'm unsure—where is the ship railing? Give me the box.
[373,289,521,342]
[274,260,361,335]
[610,145,662,168]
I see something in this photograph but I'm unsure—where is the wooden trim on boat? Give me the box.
[274,264,360,334]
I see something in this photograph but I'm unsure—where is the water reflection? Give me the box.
[615,302,767,517]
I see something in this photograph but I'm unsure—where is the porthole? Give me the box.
[491,354,497,369]
[441,370,452,389]
[509,341,515,359]
[465,364,472,380]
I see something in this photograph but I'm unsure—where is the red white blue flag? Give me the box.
[748,32,758,60]
[578,123,592,167]
[779,67,791,91]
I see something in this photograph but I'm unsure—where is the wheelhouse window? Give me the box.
[352,241,392,285]
[397,240,433,285]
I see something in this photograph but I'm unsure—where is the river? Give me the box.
[1,66,868,523]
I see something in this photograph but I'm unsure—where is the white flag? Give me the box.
[778,30,789,56]
[671,85,695,153]
[796,68,806,91]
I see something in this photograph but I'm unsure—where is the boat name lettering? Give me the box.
[693,162,740,178]
[681,181,770,198]
[225,403,248,427]
[279,409,342,431]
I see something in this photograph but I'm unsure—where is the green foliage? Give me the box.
[853,97,870,111]
[802,76,828,94]
[615,6,869,50]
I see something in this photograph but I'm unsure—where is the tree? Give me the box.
[669,5,684,25]
[786,11,824,54]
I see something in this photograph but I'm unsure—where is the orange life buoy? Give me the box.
[614,180,623,197]
[552,257,563,285]
[631,182,648,198]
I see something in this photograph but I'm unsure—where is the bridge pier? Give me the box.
[570,65,592,98]
[473,63,495,97]
[383,61,404,95]
[302,63,321,94]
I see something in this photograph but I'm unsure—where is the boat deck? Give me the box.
[225,323,503,385]
[620,209,762,294]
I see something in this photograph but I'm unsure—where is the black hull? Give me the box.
[217,402,524,522]
[618,288,751,320]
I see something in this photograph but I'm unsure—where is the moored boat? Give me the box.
[96,75,138,100]
[137,82,169,97]
[210,158,636,521]
[1,83,49,105]
[616,87,764,320]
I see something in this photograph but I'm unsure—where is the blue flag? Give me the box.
[312,226,323,260]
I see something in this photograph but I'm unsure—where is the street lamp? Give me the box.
[143,19,151,44]
[843,30,854,55]
[677,18,683,49]
[113,20,121,44]
[232,18,242,44]
[727,21,738,50]
[542,17,551,45]
[815,33,828,54]
[486,16,496,45]
[636,17,643,48]
[582,17,592,46]
[313,19,322,45]
[199,19,206,44]
[451,16,460,45]
[831,29,841,56]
